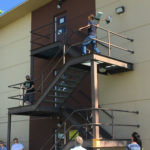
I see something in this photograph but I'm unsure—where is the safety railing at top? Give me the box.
[31,20,134,55]
[8,21,134,105]
[39,107,139,150]
[95,26,134,56]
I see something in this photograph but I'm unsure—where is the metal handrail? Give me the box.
[9,24,134,102]
[95,26,134,56]
[97,26,134,42]
[39,107,139,150]
[8,46,64,97]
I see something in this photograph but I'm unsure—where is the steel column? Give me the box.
[63,44,66,64]
[7,113,11,150]
[107,31,111,56]
[31,55,34,80]
[91,61,100,141]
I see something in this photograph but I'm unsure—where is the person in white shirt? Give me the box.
[70,136,86,150]
[11,138,24,150]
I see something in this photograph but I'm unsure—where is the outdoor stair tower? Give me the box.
[8,25,139,150]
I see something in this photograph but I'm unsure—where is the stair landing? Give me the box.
[72,53,133,75]
[8,105,60,116]
[64,139,130,150]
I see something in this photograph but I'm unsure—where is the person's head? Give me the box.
[0,141,4,147]
[13,138,19,144]
[88,14,95,21]
[75,136,83,146]
[26,75,30,81]
[131,132,142,148]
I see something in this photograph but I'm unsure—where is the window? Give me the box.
[54,13,66,42]
[59,17,65,24]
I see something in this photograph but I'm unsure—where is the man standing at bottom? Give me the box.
[11,138,24,150]
[70,136,86,150]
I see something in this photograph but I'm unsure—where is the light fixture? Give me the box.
[115,6,125,14]
[57,0,65,9]
[99,67,107,73]
[57,121,62,128]
[105,16,112,24]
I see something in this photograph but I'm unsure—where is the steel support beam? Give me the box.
[91,60,100,149]
[7,113,11,150]
[93,54,128,68]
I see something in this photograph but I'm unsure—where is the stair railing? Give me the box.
[95,26,134,56]
[39,107,139,150]
[8,23,134,106]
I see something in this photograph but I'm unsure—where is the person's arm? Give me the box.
[125,145,130,150]
[96,20,100,28]
[22,82,27,90]
[78,24,90,31]
[20,143,24,150]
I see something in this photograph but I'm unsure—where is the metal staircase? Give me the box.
[42,66,88,106]
[39,107,139,150]
[7,25,137,150]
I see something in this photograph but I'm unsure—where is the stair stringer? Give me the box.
[33,54,93,110]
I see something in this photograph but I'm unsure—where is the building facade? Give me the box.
[96,0,150,150]
[0,13,31,149]
[0,0,150,150]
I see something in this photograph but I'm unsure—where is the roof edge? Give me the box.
[0,0,53,28]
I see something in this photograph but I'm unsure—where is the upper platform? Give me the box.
[8,53,133,116]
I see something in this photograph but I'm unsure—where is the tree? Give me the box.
[0,10,3,14]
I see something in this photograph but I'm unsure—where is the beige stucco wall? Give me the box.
[96,0,150,150]
[0,13,31,149]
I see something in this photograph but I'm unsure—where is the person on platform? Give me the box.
[23,75,35,105]
[79,14,101,55]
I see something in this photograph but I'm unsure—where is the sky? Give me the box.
[0,0,27,15]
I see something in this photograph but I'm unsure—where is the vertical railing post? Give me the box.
[64,122,66,145]
[86,111,88,140]
[19,84,22,106]
[41,73,44,93]
[111,110,114,139]
[23,88,25,106]
[107,31,111,56]
[51,23,53,43]
[63,44,66,64]
[7,113,11,150]
[54,129,57,150]
[91,61,100,149]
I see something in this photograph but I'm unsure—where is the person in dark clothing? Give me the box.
[79,14,101,55]
[23,75,35,105]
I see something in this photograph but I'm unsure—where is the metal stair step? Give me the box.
[43,100,64,103]
[52,89,72,94]
[64,71,81,77]
[68,66,87,72]
[56,84,76,88]
[47,95,68,98]
[59,78,77,83]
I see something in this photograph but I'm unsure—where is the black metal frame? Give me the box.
[7,22,135,150]
[39,107,139,150]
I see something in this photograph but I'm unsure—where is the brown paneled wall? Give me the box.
[32,0,95,30]
[30,0,95,149]
[29,117,58,150]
